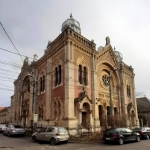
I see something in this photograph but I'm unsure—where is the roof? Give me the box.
[136,97,150,112]
[0,107,4,110]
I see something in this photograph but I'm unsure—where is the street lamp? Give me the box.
[109,67,119,116]
[27,73,37,133]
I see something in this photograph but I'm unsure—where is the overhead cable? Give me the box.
[0,22,23,62]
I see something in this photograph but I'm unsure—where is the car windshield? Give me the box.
[104,129,117,134]
[134,128,144,131]
[58,127,67,133]
[2,125,7,127]
[14,125,23,128]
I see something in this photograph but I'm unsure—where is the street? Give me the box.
[0,133,150,150]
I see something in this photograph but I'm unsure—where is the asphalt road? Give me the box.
[0,133,150,150]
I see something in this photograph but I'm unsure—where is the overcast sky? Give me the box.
[0,0,150,107]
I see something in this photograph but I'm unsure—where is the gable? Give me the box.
[96,45,119,68]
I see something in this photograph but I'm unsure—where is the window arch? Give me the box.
[39,71,46,94]
[77,58,89,86]
[54,60,62,87]
[52,100,63,120]
[78,65,88,85]
[38,105,43,120]
[127,85,131,98]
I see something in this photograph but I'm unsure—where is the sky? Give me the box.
[0,0,150,107]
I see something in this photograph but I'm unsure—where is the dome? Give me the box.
[98,46,104,52]
[61,14,81,34]
[114,50,123,62]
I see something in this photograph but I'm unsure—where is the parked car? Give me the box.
[32,126,69,145]
[0,124,8,133]
[133,127,150,139]
[103,128,141,145]
[3,125,25,136]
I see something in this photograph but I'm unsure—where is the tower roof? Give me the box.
[61,14,81,34]
[114,47,123,62]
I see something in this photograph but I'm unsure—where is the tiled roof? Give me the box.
[136,97,150,112]
[0,107,4,110]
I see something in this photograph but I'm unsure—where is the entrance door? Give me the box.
[82,112,87,128]
[99,105,103,126]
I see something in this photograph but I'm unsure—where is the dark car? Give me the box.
[103,128,140,145]
[133,127,150,139]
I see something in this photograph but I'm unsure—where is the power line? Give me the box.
[0,72,17,76]
[0,59,22,68]
[0,101,11,106]
[0,79,14,82]
[0,87,13,91]
[0,83,13,88]
[0,76,15,80]
[0,47,34,60]
[0,22,23,62]
[0,67,19,74]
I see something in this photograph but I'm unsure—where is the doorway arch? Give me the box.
[82,102,90,128]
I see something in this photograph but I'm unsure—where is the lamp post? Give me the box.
[109,68,119,116]
[27,73,37,133]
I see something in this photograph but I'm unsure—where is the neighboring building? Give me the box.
[136,97,150,127]
[0,107,10,124]
[10,14,139,134]
[0,107,4,111]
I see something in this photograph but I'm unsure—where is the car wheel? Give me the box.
[136,136,140,142]
[64,140,68,144]
[50,138,57,146]
[146,135,149,140]
[32,136,37,143]
[104,140,108,144]
[118,138,124,145]
[8,132,11,137]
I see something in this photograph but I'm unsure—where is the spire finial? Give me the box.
[70,13,73,18]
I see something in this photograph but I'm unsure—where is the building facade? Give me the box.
[136,97,150,127]
[0,107,10,124]
[10,15,139,134]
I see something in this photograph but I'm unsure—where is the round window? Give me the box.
[102,74,109,87]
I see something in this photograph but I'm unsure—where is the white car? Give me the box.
[32,126,69,145]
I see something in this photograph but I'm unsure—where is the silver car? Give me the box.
[0,124,8,133]
[3,125,25,136]
[32,126,69,145]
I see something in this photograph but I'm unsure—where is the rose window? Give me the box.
[102,74,109,87]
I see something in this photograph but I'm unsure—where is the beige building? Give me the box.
[0,107,10,124]
[10,15,139,134]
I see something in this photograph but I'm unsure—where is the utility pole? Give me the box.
[109,68,119,117]
[27,73,37,133]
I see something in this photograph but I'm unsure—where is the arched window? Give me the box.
[54,102,57,118]
[27,81,30,92]
[42,75,45,92]
[55,68,58,86]
[54,65,62,86]
[78,65,82,84]
[40,77,42,92]
[127,85,131,98]
[15,112,16,121]
[38,105,43,120]
[39,72,46,93]
[78,65,88,85]
[83,66,87,86]
[58,65,61,85]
